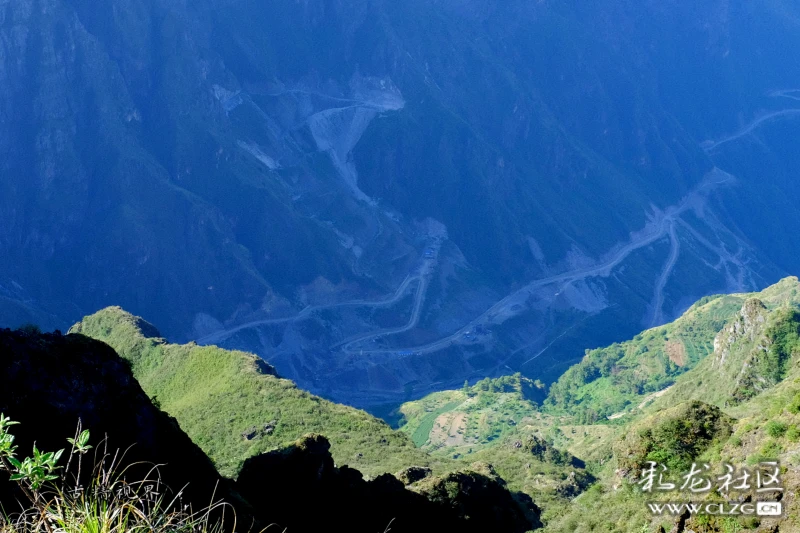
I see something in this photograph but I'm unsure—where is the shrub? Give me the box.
[758,440,783,460]
[764,421,788,438]
[786,425,800,442]
[787,393,800,414]
[17,324,42,337]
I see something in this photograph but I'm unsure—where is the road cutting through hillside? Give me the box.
[200,169,734,360]
[702,108,800,152]
[197,272,420,345]
[197,238,442,346]
[340,169,735,357]
[649,221,680,328]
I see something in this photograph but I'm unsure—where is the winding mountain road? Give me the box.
[649,221,680,328]
[342,170,734,357]
[331,274,430,351]
[702,108,800,152]
[197,272,420,345]
[197,237,443,346]
[199,167,736,364]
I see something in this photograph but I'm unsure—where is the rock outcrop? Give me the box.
[712,298,769,369]
[236,434,540,533]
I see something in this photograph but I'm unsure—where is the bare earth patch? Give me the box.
[637,385,674,409]
[430,412,468,446]
[665,340,686,366]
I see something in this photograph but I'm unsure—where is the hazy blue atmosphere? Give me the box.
[2,0,800,410]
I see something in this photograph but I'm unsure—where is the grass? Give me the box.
[70,307,452,479]
[0,418,231,533]
[541,285,800,532]
[393,277,800,530]
[62,279,800,531]
[400,375,543,452]
[544,277,800,419]
[398,376,593,519]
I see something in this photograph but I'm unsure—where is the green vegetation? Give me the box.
[614,401,733,473]
[1,325,544,533]
[545,278,800,420]
[410,401,462,447]
[397,278,800,531]
[764,420,788,438]
[32,278,800,531]
[789,392,800,414]
[542,281,800,532]
[728,307,800,404]
[464,436,593,524]
[0,417,227,533]
[761,309,800,382]
[544,296,737,419]
[399,375,595,519]
[71,307,449,478]
[400,374,543,453]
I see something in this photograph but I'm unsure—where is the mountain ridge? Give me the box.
[397,275,800,530]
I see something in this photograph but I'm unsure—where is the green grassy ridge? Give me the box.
[465,436,594,525]
[642,304,800,413]
[399,385,594,520]
[544,277,800,420]
[70,307,453,478]
[398,375,594,519]
[542,281,800,533]
[543,380,800,532]
[397,278,800,462]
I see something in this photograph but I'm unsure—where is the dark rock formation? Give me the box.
[395,465,432,485]
[0,328,237,518]
[236,434,539,533]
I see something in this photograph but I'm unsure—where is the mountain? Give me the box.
[4,0,800,407]
[545,276,800,420]
[397,373,595,521]
[69,306,447,478]
[0,323,541,533]
[544,286,800,533]
[399,276,800,531]
[0,325,229,515]
[5,281,799,531]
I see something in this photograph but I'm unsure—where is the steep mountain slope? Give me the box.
[0,325,541,532]
[543,294,800,533]
[398,277,800,530]
[545,277,800,420]
[70,307,446,478]
[397,374,594,521]
[4,0,800,407]
[0,326,239,519]
[647,297,800,416]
